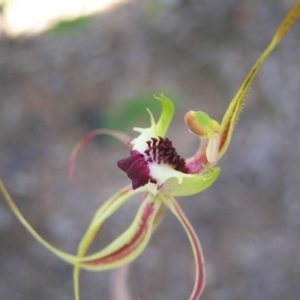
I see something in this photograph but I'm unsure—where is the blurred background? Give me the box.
[0,0,300,299]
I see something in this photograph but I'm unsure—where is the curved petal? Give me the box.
[73,185,140,300]
[163,196,205,300]
[219,2,300,159]
[152,202,167,230]
[68,129,132,185]
[161,166,221,197]
[0,178,140,267]
[78,194,162,270]
[0,178,80,264]
[130,94,174,151]
[154,94,174,137]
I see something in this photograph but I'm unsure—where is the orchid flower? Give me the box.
[1,2,300,300]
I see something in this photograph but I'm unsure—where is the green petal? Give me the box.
[161,167,221,197]
[73,185,139,300]
[131,94,174,152]
[78,195,162,270]
[0,178,141,267]
[219,2,300,159]
[0,178,81,264]
[154,94,174,137]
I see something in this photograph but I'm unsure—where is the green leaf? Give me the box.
[49,15,92,36]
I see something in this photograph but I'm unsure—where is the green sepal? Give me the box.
[154,94,174,137]
[79,194,162,270]
[219,1,300,159]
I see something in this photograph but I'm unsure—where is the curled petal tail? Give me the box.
[68,129,132,185]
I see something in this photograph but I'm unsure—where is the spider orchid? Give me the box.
[1,2,299,300]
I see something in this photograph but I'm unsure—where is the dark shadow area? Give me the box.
[0,1,300,299]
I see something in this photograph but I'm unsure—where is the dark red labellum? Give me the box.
[117,137,188,190]
[117,150,157,190]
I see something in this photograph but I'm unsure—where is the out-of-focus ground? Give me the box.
[0,0,300,300]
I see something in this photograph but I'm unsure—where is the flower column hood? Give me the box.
[117,95,221,197]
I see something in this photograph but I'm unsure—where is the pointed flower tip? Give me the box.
[153,93,166,101]
[218,2,300,159]
[154,94,174,137]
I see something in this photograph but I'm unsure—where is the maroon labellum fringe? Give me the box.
[117,150,157,190]
[117,137,188,190]
[144,137,187,173]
